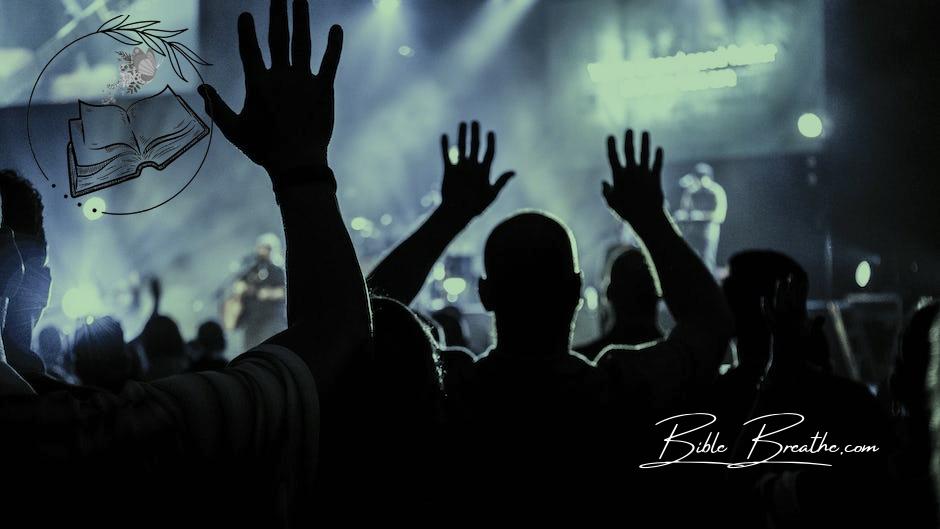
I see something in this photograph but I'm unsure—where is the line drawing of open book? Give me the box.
[67,85,209,198]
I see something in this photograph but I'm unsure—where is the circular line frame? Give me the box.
[26,29,213,216]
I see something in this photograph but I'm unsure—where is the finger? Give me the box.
[470,121,481,162]
[291,0,311,72]
[198,84,241,143]
[317,25,344,85]
[640,131,650,168]
[606,135,621,171]
[652,147,664,176]
[440,134,453,167]
[624,129,636,169]
[602,181,614,203]
[482,131,496,166]
[457,122,467,160]
[238,13,265,80]
[269,0,290,69]
[491,171,516,196]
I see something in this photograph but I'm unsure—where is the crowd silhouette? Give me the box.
[1,1,938,527]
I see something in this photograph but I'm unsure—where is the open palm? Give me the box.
[198,0,342,175]
[439,121,515,222]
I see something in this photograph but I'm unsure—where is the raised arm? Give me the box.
[198,0,370,389]
[601,130,733,381]
[367,122,515,305]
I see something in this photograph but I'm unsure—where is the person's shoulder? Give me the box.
[594,339,667,365]
[441,345,477,363]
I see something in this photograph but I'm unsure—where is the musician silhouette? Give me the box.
[224,233,287,349]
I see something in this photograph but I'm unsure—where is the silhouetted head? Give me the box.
[480,211,582,345]
[196,320,226,359]
[723,250,808,369]
[141,315,185,360]
[603,246,659,326]
[371,296,444,421]
[724,250,808,334]
[430,305,470,349]
[74,316,131,391]
[369,296,446,482]
[892,299,940,414]
[36,325,64,365]
[0,170,51,352]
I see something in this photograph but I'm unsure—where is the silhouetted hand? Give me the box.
[0,228,23,301]
[149,277,162,311]
[762,274,810,339]
[602,129,665,227]
[198,0,342,178]
[439,121,515,223]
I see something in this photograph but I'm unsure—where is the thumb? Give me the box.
[602,181,613,203]
[198,84,240,143]
[491,171,516,196]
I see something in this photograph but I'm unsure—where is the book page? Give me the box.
[128,86,192,151]
[141,111,208,168]
[70,118,135,167]
[78,101,139,152]
[70,144,141,195]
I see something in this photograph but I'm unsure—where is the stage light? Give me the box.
[584,286,599,311]
[432,263,446,281]
[855,260,872,288]
[442,277,467,296]
[61,284,105,319]
[85,315,95,325]
[448,146,460,164]
[350,216,371,231]
[798,113,823,138]
[373,0,401,15]
[380,214,393,225]
[587,43,778,84]
[398,45,414,57]
[83,197,106,220]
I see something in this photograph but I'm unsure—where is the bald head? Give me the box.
[481,211,581,319]
[484,211,579,282]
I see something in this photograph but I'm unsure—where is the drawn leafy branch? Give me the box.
[97,15,210,82]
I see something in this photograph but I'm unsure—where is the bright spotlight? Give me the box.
[62,284,105,319]
[432,263,446,281]
[584,286,599,311]
[398,45,414,57]
[83,197,106,220]
[442,277,467,297]
[373,0,401,14]
[855,260,872,288]
[798,113,824,138]
[350,216,371,231]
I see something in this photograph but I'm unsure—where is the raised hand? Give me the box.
[439,121,515,223]
[761,274,810,338]
[602,129,666,226]
[198,0,342,178]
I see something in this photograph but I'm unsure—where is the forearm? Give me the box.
[274,170,372,366]
[367,207,468,304]
[631,211,733,332]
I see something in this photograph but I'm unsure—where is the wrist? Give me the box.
[268,165,337,202]
[432,204,475,232]
[627,207,674,236]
